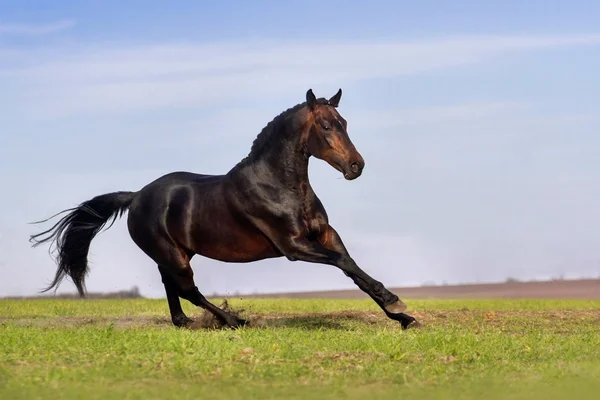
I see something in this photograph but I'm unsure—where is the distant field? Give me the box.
[1,297,600,399]
[241,278,600,300]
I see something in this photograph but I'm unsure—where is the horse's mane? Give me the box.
[235,97,331,166]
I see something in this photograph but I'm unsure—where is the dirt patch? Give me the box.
[0,315,171,329]
[187,300,247,330]
[3,308,598,332]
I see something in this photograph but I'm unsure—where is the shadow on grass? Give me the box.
[186,305,387,331]
[246,315,349,330]
[176,299,383,331]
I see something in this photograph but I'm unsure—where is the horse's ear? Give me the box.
[306,89,317,110]
[328,88,342,107]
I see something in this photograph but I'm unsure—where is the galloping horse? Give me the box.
[30,89,421,330]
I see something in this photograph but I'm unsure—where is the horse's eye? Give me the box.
[321,123,331,131]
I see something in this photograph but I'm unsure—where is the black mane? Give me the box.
[236,97,331,166]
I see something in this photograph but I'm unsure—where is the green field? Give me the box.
[1,298,600,399]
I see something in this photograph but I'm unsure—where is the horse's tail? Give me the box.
[29,191,137,297]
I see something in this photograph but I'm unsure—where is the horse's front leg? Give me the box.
[319,225,421,329]
[278,226,421,329]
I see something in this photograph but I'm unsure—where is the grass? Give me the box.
[1,297,599,399]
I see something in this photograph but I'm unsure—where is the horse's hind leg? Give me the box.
[158,265,193,327]
[164,262,248,329]
[130,222,246,329]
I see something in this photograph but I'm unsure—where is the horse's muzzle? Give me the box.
[343,157,365,180]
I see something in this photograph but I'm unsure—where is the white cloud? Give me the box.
[0,19,75,36]
[2,33,600,118]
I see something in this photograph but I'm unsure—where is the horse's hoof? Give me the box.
[401,319,423,330]
[385,300,407,314]
[231,318,249,329]
[173,316,194,328]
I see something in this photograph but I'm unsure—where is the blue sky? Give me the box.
[1,1,600,298]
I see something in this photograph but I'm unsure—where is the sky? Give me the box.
[1,1,600,298]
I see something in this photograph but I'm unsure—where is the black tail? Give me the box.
[29,191,137,297]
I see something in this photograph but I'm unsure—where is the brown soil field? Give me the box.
[237,279,600,300]
[3,279,599,301]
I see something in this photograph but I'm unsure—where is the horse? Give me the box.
[29,88,421,330]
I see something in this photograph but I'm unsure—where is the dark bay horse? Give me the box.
[30,89,421,330]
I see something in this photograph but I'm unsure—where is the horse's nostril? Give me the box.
[350,163,359,173]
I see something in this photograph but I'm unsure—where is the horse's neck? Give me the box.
[262,135,310,188]
[236,128,310,193]
[230,111,312,193]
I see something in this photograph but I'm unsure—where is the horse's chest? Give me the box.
[297,186,328,237]
[298,213,320,233]
[298,205,327,239]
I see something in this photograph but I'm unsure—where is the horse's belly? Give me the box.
[191,227,281,263]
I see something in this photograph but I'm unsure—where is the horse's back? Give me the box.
[144,171,224,188]
[127,171,222,240]
[127,170,280,263]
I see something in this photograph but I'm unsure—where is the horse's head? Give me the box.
[304,88,365,180]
